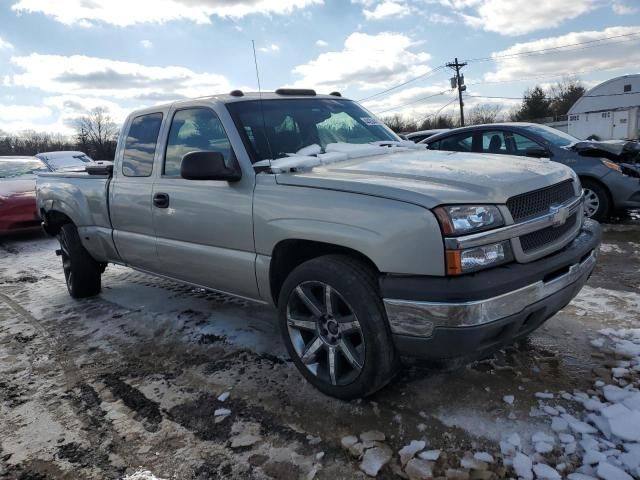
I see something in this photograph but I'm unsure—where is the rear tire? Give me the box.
[581,179,611,222]
[58,223,102,298]
[278,255,398,399]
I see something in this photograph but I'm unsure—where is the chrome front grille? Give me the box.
[520,213,578,252]
[507,180,575,222]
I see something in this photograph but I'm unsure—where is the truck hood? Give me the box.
[275,149,575,209]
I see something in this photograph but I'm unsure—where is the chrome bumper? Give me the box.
[383,249,597,338]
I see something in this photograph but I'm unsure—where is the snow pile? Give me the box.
[599,243,625,254]
[569,287,640,327]
[122,470,167,480]
[257,140,425,173]
[498,328,640,479]
[342,431,496,478]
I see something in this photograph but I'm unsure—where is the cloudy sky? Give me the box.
[0,0,638,134]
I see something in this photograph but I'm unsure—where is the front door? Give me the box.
[151,106,259,300]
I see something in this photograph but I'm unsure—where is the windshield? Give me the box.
[0,159,48,178]
[522,125,578,147]
[226,98,399,162]
[47,154,93,170]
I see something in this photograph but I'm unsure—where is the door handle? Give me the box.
[153,192,170,208]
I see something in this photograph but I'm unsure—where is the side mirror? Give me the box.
[525,146,551,158]
[180,151,241,182]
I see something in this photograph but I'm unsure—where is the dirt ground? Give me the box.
[0,215,639,480]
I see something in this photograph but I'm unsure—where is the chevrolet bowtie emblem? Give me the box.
[550,204,570,227]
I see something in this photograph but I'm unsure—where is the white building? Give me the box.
[568,74,639,141]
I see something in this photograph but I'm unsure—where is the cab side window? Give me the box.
[122,113,163,177]
[164,108,232,177]
[438,132,474,152]
[511,133,541,155]
[481,130,508,154]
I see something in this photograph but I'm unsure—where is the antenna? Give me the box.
[252,40,274,166]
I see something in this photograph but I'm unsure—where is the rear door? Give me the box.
[110,111,165,270]
[151,104,259,299]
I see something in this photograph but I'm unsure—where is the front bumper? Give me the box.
[382,219,602,359]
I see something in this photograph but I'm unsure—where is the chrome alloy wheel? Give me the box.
[286,281,365,386]
[583,187,600,218]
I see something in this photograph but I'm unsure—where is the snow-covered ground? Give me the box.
[0,222,639,479]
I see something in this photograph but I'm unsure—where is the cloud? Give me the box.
[140,39,153,49]
[0,103,54,133]
[612,0,639,14]
[0,36,14,50]
[433,0,599,36]
[10,0,323,27]
[427,13,455,24]
[258,43,280,53]
[39,95,134,134]
[315,39,328,47]
[362,83,518,121]
[7,53,234,99]
[363,1,409,20]
[292,32,431,91]
[484,26,640,82]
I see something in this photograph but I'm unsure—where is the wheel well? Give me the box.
[269,239,379,305]
[41,209,72,236]
[578,176,612,202]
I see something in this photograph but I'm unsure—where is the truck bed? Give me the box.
[36,172,118,263]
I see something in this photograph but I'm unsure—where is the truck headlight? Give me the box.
[434,205,504,235]
[446,241,513,275]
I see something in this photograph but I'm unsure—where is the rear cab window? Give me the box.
[122,113,163,177]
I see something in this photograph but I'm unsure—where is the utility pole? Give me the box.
[447,58,467,126]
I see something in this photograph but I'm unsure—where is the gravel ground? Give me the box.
[0,216,639,480]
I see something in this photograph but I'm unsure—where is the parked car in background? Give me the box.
[36,151,94,172]
[405,128,450,143]
[36,90,601,398]
[0,156,50,235]
[422,123,640,221]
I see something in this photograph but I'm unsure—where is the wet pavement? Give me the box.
[0,216,639,479]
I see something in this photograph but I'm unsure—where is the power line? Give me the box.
[372,90,450,115]
[357,65,446,102]
[465,90,640,101]
[464,31,640,63]
[363,31,640,117]
[418,95,459,123]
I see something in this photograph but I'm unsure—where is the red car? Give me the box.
[0,156,51,235]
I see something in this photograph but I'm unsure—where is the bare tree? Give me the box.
[467,104,504,125]
[382,114,419,134]
[74,107,119,160]
[417,113,456,130]
[0,130,79,156]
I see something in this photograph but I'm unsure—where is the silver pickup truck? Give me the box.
[36,89,602,399]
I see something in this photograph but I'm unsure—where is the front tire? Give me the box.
[581,179,611,222]
[58,223,102,298]
[278,255,397,399]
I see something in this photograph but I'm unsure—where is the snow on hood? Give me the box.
[254,141,426,173]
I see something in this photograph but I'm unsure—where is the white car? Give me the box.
[36,151,94,172]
